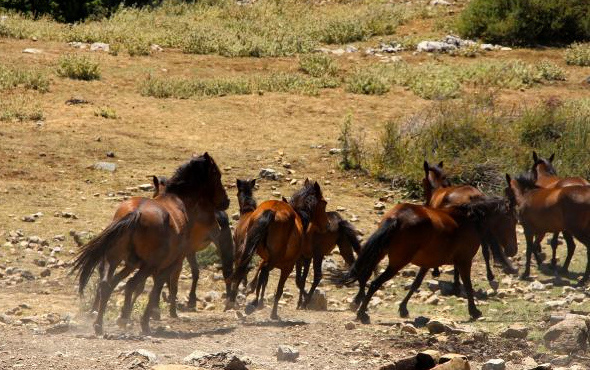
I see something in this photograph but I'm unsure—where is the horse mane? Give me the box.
[164,155,212,197]
[289,182,321,231]
[515,171,540,191]
[456,196,510,221]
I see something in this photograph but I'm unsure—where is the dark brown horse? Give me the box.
[72,153,229,334]
[507,172,590,284]
[234,178,258,290]
[152,175,234,310]
[531,152,590,273]
[228,180,329,319]
[340,195,516,323]
[296,211,361,308]
[423,161,518,287]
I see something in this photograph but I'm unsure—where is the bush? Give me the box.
[345,96,590,196]
[535,60,566,81]
[338,114,365,171]
[565,43,590,66]
[458,0,590,46]
[0,95,44,122]
[94,106,117,119]
[56,54,101,80]
[345,66,390,95]
[299,54,339,78]
[0,65,49,92]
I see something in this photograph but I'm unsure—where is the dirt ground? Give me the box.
[1,12,590,369]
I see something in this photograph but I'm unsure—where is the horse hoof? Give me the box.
[270,312,279,320]
[399,307,409,318]
[469,309,482,320]
[488,280,500,291]
[519,273,531,281]
[116,317,129,329]
[141,322,151,335]
[93,323,104,336]
[169,312,178,319]
[356,312,370,324]
[244,304,256,315]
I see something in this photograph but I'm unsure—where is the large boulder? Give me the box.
[544,315,590,354]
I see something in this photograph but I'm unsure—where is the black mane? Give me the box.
[289,182,320,231]
[515,171,540,191]
[164,156,210,197]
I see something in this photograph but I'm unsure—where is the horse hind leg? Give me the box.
[167,263,183,319]
[356,266,397,324]
[550,232,560,269]
[559,232,576,275]
[90,259,106,313]
[117,266,150,328]
[399,267,428,318]
[93,261,117,335]
[303,253,322,309]
[271,268,291,320]
[140,269,170,335]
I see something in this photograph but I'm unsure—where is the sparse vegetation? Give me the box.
[0,95,44,122]
[345,66,390,95]
[535,60,567,81]
[343,96,590,196]
[565,42,590,66]
[94,106,117,119]
[299,54,339,78]
[459,0,590,46]
[0,65,49,92]
[56,54,101,80]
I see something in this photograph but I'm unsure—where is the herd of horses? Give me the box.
[72,151,590,334]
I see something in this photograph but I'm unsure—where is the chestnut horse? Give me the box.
[228,180,329,319]
[423,161,518,286]
[296,210,361,308]
[72,153,229,334]
[340,195,515,323]
[507,172,590,284]
[531,152,590,273]
[152,175,234,310]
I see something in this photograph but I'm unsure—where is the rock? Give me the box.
[480,44,495,51]
[259,168,281,181]
[439,353,468,364]
[20,270,34,280]
[46,321,70,334]
[433,357,469,370]
[276,345,299,362]
[373,202,386,210]
[106,151,115,158]
[427,320,450,334]
[68,41,88,49]
[426,294,439,305]
[138,183,153,191]
[90,42,110,52]
[40,268,51,278]
[550,355,571,366]
[380,356,417,370]
[482,359,505,370]
[417,41,456,53]
[22,48,42,54]
[430,0,451,5]
[306,290,327,311]
[427,280,440,292]
[414,316,430,328]
[91,162,116,172]
[401,323,418,334]
[501,324,528,339]
[204,291,221,302]
[528,281,545,291]
[544,300,566,310]
[184,350,250,370]
[416,350,441,368]
[345,45,358,53]
[328,148,342,155]
[544,315,590,353]
[322,257,339,273]
[344,322,356,330]
[150,44,163,52]
[331,48,345,56]
[119,349,157,364]
[500,47,512,51]
[530,365,551,370]
[65,96,89,105]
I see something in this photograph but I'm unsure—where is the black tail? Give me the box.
[339,217,397,285]
[338,219,361,254]
[231,210,275,284]
[71,211,141,296]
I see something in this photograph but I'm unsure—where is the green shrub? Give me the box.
[56,54,101,80]
[458,0,590,46]
[565,43,590,66]
[345,66,390,95]
[461,60,541,89]
[196,245,220,267]
[299,54,339,78]
[407,64,462,100]
[345,96,590,195]
[338,114,365,171]
[535,60,566,81]
[125,38,150,56]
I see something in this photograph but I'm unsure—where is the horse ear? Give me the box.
[304,178,311,186]
[313,181,322,196]
[249,178,256,188]
[423,161,429,174]
[438,161,444,168]
[505,174,512,185]
[236,179,242,188]
[152,175,159,189]
[549,153,555,162]
[532,151,538,162]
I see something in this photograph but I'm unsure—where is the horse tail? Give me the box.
[338,219,361,254]
[339,217,397,285]
[232,209,275,283]
[71,211,141,296]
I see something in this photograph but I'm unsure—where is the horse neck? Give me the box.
[238,195,257,215]
[535,168,559,187]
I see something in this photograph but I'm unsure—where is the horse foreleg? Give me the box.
[399,267,428,318]
[350,279,366,312]
[168,263,182,319]
[532,233,545,266]
[575,234,590,286]
[481,242,495,284]
[550,232,560,269]
[271,268,291,320]
[295,258,305,309]
[186,253,199,310]
[456,261,481,320]
[356,266,396,324]
[520,229,535,280]
[303,253,322,309]
[560,232,576,274]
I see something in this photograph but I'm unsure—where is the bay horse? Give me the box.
[296,210,361,309]
[72,153,229,334]
[339,195,516,323]
[152,175,234,310]
[227,180,329,319]
[530,152,590,273]
[507,172,590,284]
[423,161,518,286]
[234,178,258,290]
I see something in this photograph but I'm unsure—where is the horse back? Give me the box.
[429,185,483,208]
